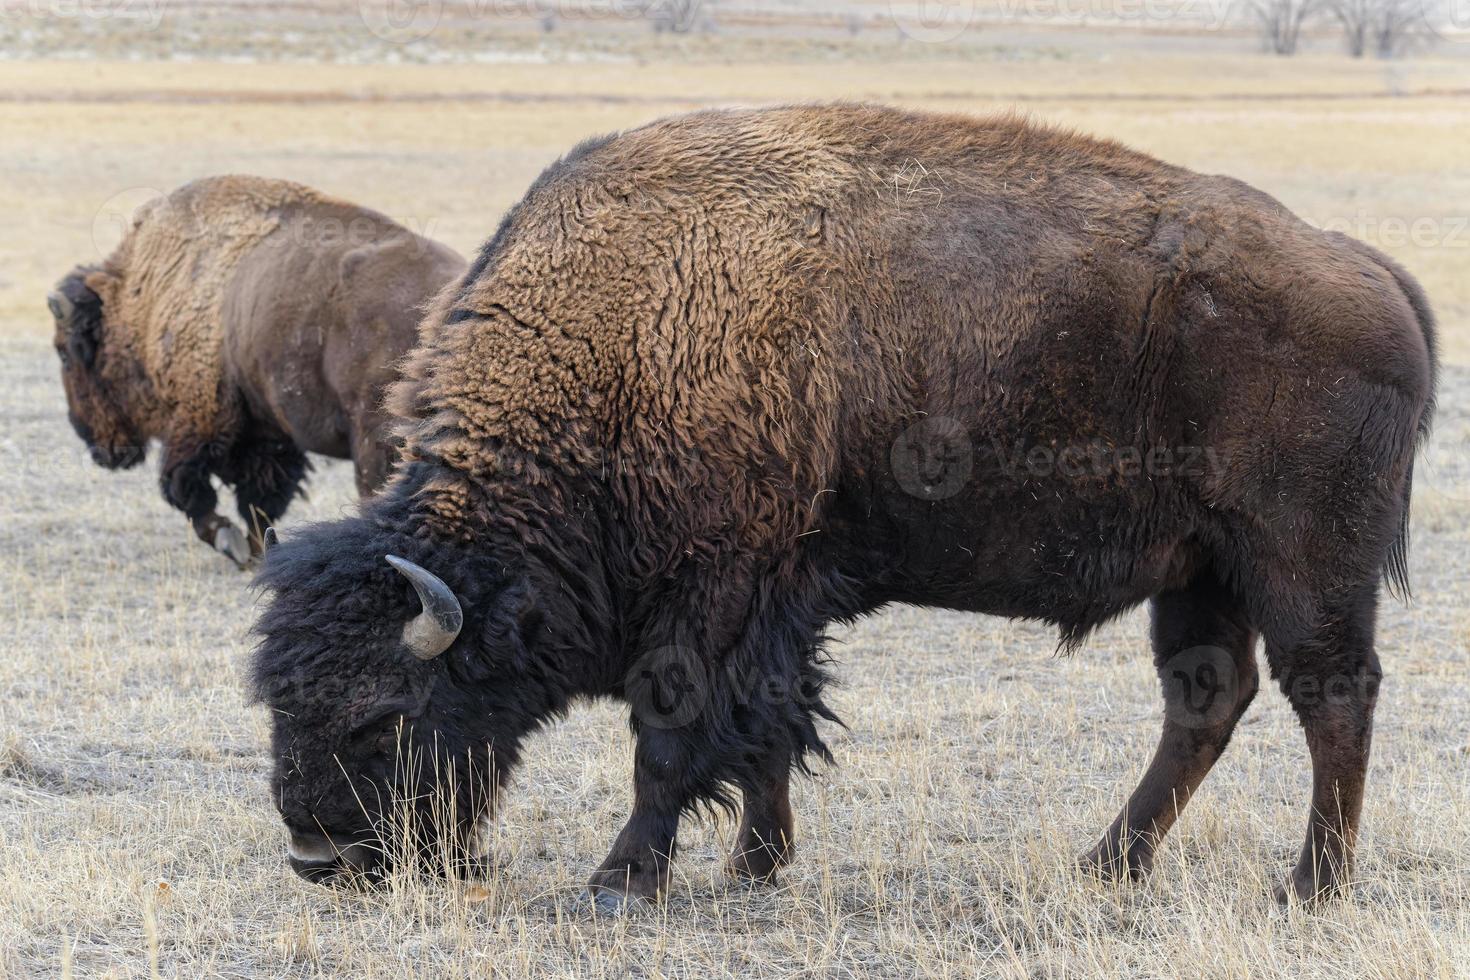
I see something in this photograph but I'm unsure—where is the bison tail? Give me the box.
[1381,253,1439,603]
[1384,466,1414,602]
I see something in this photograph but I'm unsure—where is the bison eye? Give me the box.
[354,713,409,760]
[373,726,402,759]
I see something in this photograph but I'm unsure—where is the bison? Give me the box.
[251,105,1436,909]
[50,175,466,565]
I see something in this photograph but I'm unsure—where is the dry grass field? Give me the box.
[1,10,1469,978]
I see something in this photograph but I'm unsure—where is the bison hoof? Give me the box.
[579,885,651,917]
[1078,840,1153,883]
[213,525,252,568]
[725,842,793,884]
[1273,866,1348,906]
[582,863,663,914]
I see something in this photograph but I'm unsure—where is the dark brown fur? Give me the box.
[50,176,466,562]
[252,106,1436,907]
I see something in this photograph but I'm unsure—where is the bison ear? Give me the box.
[338,244,372,288]
[81,268,120,302]
[338,239,399,293]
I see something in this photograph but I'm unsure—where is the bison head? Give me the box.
[48,267,146,470]
[250,509,549,886]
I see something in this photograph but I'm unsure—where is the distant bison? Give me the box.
[50,176,466,565]
[251,106,1435,908]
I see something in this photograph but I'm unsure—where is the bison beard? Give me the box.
[250,105,1436,909]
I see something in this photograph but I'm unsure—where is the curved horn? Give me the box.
[262,526,279,552]
[385,554,463,660]
[47,291,72,321]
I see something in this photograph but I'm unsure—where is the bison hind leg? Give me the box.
[726,761,796,883]
[1082,571,1259,883]
[1263,583,1381,904]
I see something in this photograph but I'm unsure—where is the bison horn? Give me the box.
[47,291,72,321]
[262,527,278,552]
[385,554,463,660]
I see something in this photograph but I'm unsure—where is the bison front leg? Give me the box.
[226,436,308,554]
[1082,574,1258,882]
[161,440,252,567]
[584,726,692,912]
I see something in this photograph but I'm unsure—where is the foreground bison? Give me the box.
[252,106,1435,908]
[50,176,466,565]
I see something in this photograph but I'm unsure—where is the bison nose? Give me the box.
[287,830,339,865]
[285,830,383,886]
[287,852,344,884]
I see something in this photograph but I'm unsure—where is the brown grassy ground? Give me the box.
[1,25,1468,979]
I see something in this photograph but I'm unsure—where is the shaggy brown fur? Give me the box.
[252,105,1435,909]
[50,175,466,564]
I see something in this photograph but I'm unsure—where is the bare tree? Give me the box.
[1329,0,1435,56]
[1329,0,1375,53]
[1370,0,1433,55]
[1250,0,1321,54]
